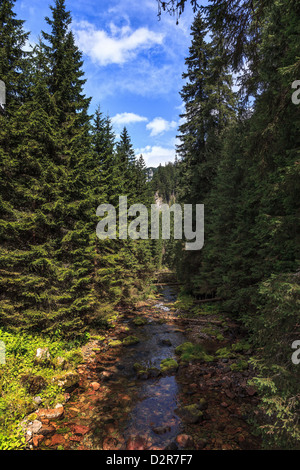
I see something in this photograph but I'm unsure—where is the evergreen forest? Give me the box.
[0,0,299,451]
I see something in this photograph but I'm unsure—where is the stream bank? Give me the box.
[31,284,261,450]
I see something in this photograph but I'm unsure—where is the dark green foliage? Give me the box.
[150,161,178,203]
[0,0,30,108]
[172,0,300,447]
[175,12,237,292]
[0,0,156,339]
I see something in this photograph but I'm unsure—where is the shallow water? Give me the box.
[120,286,187,448]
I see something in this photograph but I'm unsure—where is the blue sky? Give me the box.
[15,0,199,167]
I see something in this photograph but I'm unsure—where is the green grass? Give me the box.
[0,328,83,450]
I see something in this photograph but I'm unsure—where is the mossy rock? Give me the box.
[27,412,38,422]
[123,336,140,346]
[53,371,79,390]
[160,358,178,374]
[175,342,194,355]
[175,342,214,363]
[201,326,219,336]
[133,317,148,326]
[109,340,122,348]
[176,404,204,424]
[133,363,160,379]
[90,335,105,342]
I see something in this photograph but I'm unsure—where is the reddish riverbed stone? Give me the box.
[37,405,64,420]
[50,434,66,446]
[72,425,90,436]
[176,434,194,448]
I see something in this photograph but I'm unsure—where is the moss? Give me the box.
[133,317,148,326]
[133,363,144,372]
[27,412,38,422]
[56,426,70,434]
[90,335,105,342]
[175,342,214,363]
[160,358,178,374]
[134,362,160,379]
[122,336,140,346]
[65,350,83,366]
[0,328,81,449]
[177,404,203,424]
[108,340,122,348]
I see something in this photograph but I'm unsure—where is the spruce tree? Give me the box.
[176,12,236,292]
[0,0,29,109]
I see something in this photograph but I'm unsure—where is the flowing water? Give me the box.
[43,283,261,450]
[117,285,186,448]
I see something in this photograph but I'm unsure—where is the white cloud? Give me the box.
[111,112,148,127]
[146,117,178,136]
[136,145,175,167]
[74,20,165,66]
